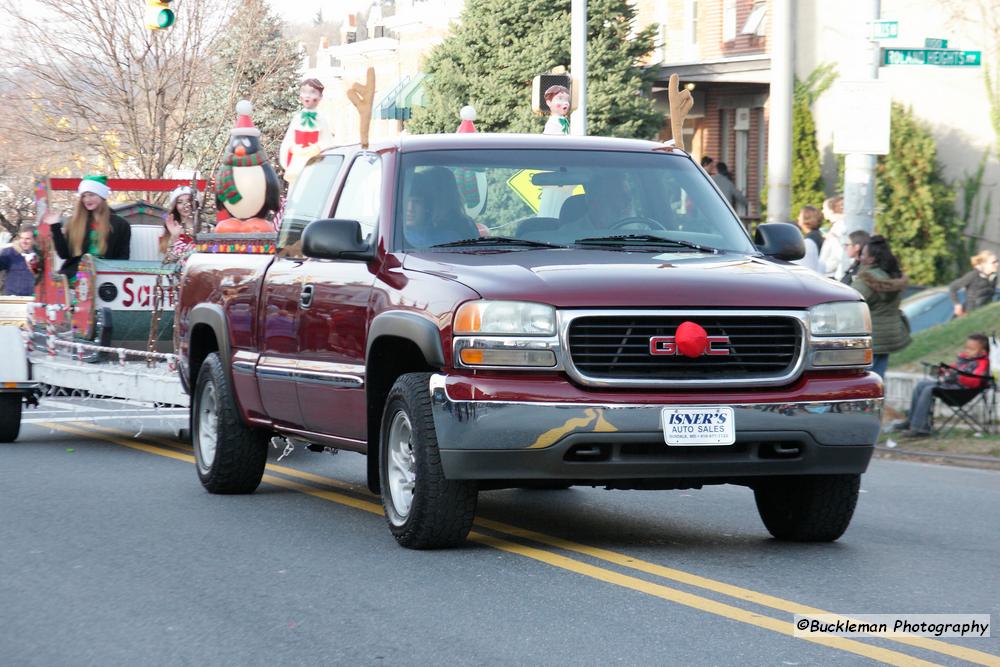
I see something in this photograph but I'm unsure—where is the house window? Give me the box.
[683,0,699,58]
[689,1,699,45]
[741,3,767,38]
[722,0,737,42]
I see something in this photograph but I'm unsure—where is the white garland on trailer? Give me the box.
[20,328,188,407]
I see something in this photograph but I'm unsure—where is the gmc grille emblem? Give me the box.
[649,336,731,356]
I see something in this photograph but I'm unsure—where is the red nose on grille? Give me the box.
[675,321,708,358]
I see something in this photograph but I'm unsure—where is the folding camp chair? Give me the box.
[923,362,997,436]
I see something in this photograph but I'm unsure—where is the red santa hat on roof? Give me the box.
[456,105,477,133]
[231,100,261,137]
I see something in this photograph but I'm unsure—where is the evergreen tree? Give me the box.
[186,0,301,176]
[408,0,660,138]
[876,103,960,285]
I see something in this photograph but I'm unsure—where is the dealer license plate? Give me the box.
[661,406,736,446]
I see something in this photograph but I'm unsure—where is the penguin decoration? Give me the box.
[214,100,282,232]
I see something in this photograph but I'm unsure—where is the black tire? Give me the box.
[379,372,477,549]
[0,394,22,442]
[192,352,267,494]
[754,474,861,542]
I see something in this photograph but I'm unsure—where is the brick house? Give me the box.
[633,0,998,244]
[634,0,772,221]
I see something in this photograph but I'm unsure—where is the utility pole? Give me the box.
[570,0,587,136]
[842,0,882,238]
[766,0,794,223]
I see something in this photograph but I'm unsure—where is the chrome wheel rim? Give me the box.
[197,382,218,470]
[386,410,416,520]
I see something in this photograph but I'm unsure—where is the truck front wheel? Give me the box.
[379,373,477,549]
[754,474,860,542]
[192,352,267,494]
[0,394,22,442]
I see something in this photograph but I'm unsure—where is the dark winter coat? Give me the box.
[805,228,824,253]
[0,246,34,296]
[949,269,998,312]
[711,173,747,211]
[851,266,911,355]
[52,214,131,278]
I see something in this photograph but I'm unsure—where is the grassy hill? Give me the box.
[889,301,1000,371]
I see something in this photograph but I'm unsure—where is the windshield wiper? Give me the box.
[573,234,720,254]
[431,236,565,249]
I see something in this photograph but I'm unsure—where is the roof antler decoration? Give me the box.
[347,67,377,149]
[667,73,694,152]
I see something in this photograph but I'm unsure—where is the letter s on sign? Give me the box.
[122,277,135,307]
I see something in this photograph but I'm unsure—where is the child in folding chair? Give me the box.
[896,333,991,437]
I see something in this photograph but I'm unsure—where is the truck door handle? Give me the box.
[300,284,315,308]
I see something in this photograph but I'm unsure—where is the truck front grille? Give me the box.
[566,313,804,386]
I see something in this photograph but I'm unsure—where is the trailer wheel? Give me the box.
[192,352,267,494]
[0,394,21,442]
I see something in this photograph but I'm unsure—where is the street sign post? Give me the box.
[833,80,891,155]
[870,20,898,40]
[882,48,981,66]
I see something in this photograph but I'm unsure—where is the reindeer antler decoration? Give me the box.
[347,67,377,149]
[667,73,694,152]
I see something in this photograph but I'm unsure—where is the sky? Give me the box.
[267,0,373,26]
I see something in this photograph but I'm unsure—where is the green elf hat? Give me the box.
[77,174,110,200]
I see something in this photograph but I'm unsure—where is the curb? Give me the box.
[874,446,1000,471]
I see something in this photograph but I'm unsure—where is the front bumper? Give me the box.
[429,374,881,481]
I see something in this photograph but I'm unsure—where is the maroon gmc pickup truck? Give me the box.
[176,134,882,549]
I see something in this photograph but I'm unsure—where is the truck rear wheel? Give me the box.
[754,474,860,542]
[192,352,267,494]
[0,394,22,442]
[379,373,477,549]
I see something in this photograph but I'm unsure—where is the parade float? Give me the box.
[0,100,283,441]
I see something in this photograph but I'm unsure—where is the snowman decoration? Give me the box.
[214,100,282,232]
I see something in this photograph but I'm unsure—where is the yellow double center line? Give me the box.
[39,420,1000,667]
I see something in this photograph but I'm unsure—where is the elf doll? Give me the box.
[279,78,335,183]
[542,84,571,136]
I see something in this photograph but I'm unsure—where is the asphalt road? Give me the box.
[2,398,998,667]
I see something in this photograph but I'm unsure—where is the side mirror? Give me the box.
[754,222,805,261]
[302,219,374,261]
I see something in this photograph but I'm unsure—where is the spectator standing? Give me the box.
[818,195,845,278]
[0,224,36,296]
[790,206,823,273]
[840,230,870,285]
[711,162,747,214]
[949,250,999,317]
[851,235,910,378]
[895,334,991,437]
[700,156,716,175]
[798,204,824,253]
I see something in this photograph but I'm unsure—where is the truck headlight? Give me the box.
[808,301,873,367]
[454,300,556,336]
[453,301,560,369]
[809,301,871,336]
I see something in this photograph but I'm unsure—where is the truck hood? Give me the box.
[403,249,858,309]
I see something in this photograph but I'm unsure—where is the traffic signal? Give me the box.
[145,0,175,30]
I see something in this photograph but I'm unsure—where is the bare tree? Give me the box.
[943,0,1000,151]
[0,0,233,181]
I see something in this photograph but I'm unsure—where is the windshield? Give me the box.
[395,149,756,254]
